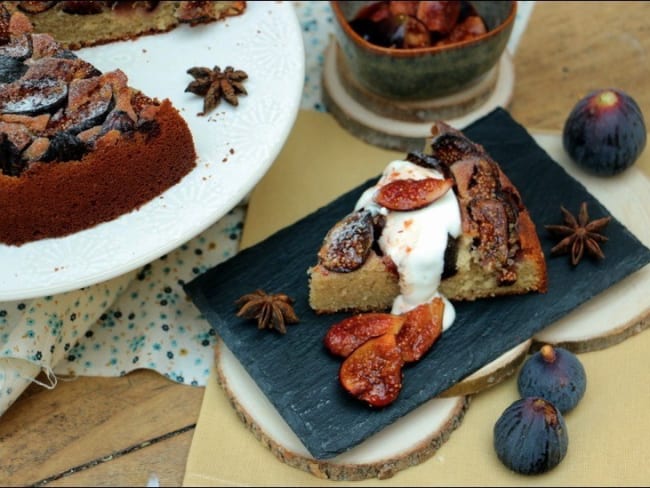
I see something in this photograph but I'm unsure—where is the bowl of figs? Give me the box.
[330,0,516,99]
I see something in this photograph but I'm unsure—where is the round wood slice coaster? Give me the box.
[214,336,537,481]
[322,38,515,153]
[334,42,500,123]
[529,134,650,355]
[215,340,469,481]
[532,267,650,354]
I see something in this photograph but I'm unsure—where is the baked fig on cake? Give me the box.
[0,6,197,246]
[308,120,548,316]
[3,1,246,50]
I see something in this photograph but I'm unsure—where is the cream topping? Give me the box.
[354,159,462,330]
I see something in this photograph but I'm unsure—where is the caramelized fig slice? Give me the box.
[30,33,70,59]
[0,34,33,60]
[176,1,221,23]
[416,0,461,35]
[0,77,67,115]
[60,1,105,15]
[0,6,10,45]
[23,57,100,83]
[406,150,447,174]
[324,313,405,357]
[318,209,374,272]
[442,233,459,279]
[429,120,484,166]
[21,136,50,162]
[469,198,510,270]
[101,109,136,135]
[396,298,444,362]
[339,334,404,408]
[64,78,114,134]
[0,133,25,176]
[446,15,487,43]
[41,131,87,162]
[375,177,453,211]
[17,1,56,14]
[0,55,27,83]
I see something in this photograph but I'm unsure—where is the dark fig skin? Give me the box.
[494,397,569,475]
[518,345,587,413]
[563,88,646,176]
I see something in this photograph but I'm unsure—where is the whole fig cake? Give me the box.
[2,1,246,50]
[0,6,197,246]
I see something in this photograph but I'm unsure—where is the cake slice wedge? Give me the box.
[308,121,548,315]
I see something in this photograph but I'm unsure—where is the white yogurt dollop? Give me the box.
[355,160,461,330]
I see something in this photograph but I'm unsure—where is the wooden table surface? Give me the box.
[2,2,649,486]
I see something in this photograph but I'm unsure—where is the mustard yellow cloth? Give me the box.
[184,110,650,486]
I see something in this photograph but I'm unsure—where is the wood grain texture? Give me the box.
[0,371,201,486]
[45,430,195,487]
[2,3,650,486]
[510,1,650,132]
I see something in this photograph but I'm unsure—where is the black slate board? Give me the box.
[184,108,650,460]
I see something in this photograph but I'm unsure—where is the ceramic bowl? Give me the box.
[330,1,516,100]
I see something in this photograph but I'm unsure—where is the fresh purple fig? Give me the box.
[563,88,646,176]
[494,397,569,475]
[518,345,586,413]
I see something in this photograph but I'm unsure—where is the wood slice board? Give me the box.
[215,342,469,481]
[529,133,650,351]
[197,115,650,480]
[322,39,515,153]
[333,41,501,123]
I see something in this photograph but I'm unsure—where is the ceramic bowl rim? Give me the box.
[330,0,518,58]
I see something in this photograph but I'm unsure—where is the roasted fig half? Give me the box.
[494,397,569,475]
[317,209,374,272]
[517,344,587,414]
[563,88,646,176]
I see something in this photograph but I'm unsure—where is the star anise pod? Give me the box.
[545,202,612,266]
[234,289,299,334]
[185,64,248,115]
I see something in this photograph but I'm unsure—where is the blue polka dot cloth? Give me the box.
[0,208,244,413]
[0,1,534,415]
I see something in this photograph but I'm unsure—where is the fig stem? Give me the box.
[596,90,618,107]
[540,344,557,363]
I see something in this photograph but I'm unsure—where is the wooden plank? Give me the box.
[511,1,650,131]
[45,430,194,487]
[0,370,202,486]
